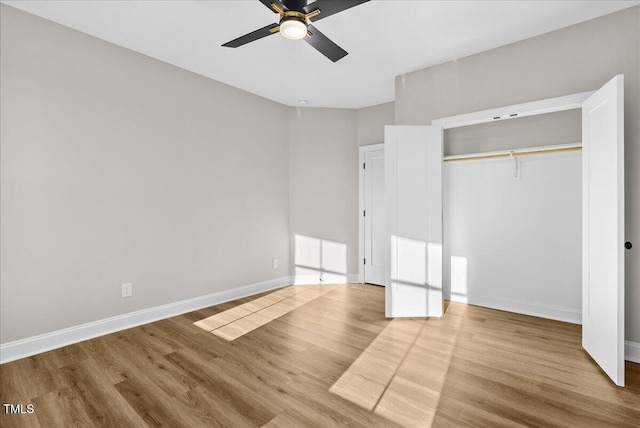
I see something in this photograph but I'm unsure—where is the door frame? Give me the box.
[358,143,385,284]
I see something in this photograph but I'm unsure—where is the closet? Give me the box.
[382,75,625,386]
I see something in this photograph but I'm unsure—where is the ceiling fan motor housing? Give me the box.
[279,12,308,40]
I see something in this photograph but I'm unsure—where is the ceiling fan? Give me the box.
[222,0,370,62]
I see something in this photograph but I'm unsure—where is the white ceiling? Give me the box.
[3,0,638,108]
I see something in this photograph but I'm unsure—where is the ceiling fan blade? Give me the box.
[304,24,348,62]
[258,0,288,13]
[222,23,280,48]
[303,0,370,22]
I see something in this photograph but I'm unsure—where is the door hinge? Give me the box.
[364,258,366,265]
[363,162,366,169]
[363,210,366,217]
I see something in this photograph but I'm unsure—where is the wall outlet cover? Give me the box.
[122,283,132,298]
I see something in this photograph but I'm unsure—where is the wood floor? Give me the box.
[1,284,639,427]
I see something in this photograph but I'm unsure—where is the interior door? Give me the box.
[364,149,385,285]
[582,74,625,386]
[385,126,443,318]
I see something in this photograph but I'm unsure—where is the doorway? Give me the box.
[358,144,385,286]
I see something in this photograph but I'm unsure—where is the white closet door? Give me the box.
[364,149,385,285]
[385,126,443,318]
[582,75,625,386]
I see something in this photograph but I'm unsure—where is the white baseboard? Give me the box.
[449,294,581,324]
[0,276,292,364]
[626,341,640,363]
[345,274,359,283]
[449,295,640,363]
[4,279,635,365]
[293,273,359,285]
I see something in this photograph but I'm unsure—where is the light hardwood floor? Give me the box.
[1,284,639,427]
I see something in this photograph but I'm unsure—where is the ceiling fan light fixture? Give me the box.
[280,17,307,40]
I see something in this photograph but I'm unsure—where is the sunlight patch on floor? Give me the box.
[194,285,335,341]
[329,307,465,428]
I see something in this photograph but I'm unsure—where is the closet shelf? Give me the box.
[443,143,582,162]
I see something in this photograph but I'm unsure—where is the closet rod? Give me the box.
[443,143,582,163]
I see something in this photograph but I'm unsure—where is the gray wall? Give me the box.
[0,5,290,343]
[0,4,396,344]
[357,102,395,146]
[395,6,640,342]
[288,108,359,277]
[288,103,394,280]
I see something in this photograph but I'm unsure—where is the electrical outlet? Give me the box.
[272,258,279,269]
[121,282,132,298]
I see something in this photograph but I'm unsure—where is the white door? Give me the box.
[385,126,443,318]
[364,149,385,285]
[582,75,625,386]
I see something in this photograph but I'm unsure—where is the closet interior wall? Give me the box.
[443,110,582,323]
